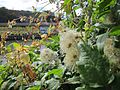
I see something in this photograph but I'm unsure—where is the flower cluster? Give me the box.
[40,48,58,64]
[59,29,81,69]
[104,38,120,69]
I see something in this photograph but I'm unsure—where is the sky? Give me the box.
[0,0,57,11]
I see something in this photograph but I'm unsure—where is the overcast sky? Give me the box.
[0,0,57,11]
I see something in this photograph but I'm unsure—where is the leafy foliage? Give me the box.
[109,26,120,36]
[77,43,113,87]
[0,0,120,90]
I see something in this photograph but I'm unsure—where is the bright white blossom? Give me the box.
[40,48,58,64]
[63,47,80,68]
[60,30,81,53]
[104,38,120,68]
[59,29,82,69]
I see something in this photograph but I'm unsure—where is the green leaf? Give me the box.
[11,42,21,49]
[63,0,72,14]
[8,81,17,90]
[7,42,21,51]
[96,33,108,52]
[97,0,116,18]
[29,51,38,62]
[0,80,11,90]
[46,78,60,90]
[109,26,120,36]
[47,68,64,78]
[0,76,3,85]
[75,0,79,4]
[108,75,115,84]
[73,6,80,11]
[49,35,60,42]
[26,86,41,90]
[98,0,115,12]
[0,65,6,72]
[6,45,12,52]
[19,85,24,90]
[76,87,84,90]
[64,0,71,6]
[68,76,81,84]
[97,10,111,18]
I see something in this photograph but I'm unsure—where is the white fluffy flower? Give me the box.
[104,38,120,68]
[40,48,58,64]
[59,29,81,69]
[63,47,80,69]
[60,30,81,54]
